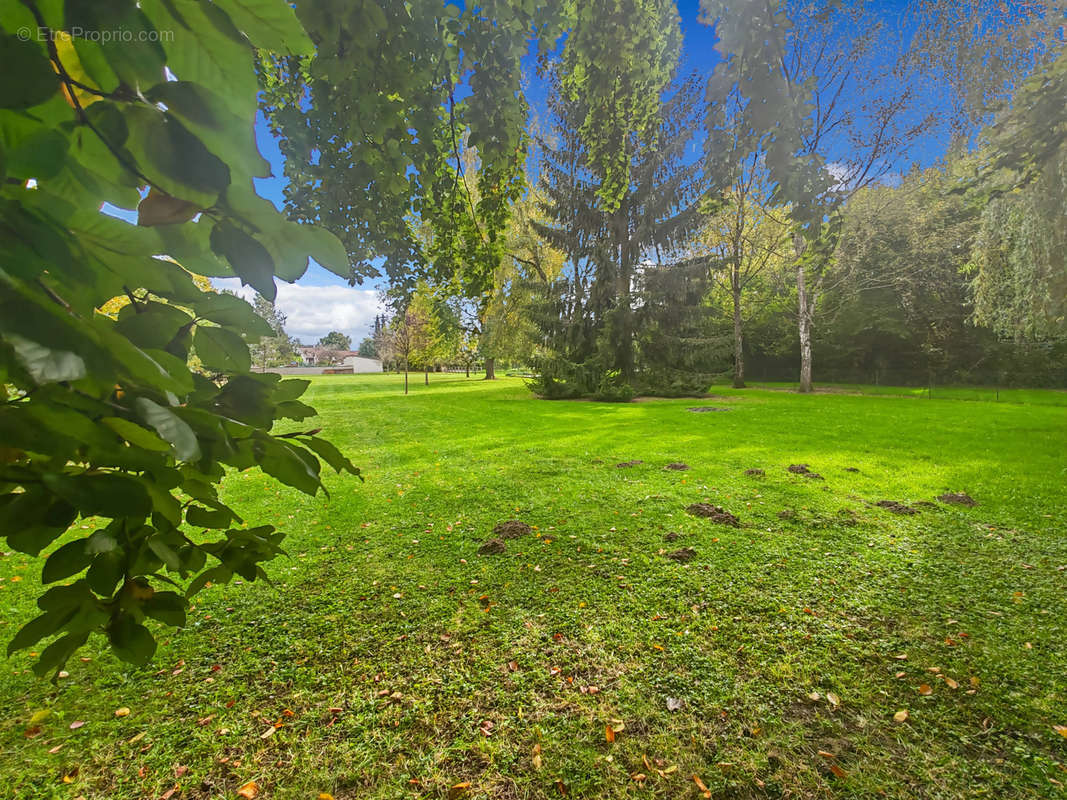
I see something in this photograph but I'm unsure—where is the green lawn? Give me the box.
[2,375,1065,799]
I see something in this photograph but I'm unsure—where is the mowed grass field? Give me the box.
[1,375,1065,800]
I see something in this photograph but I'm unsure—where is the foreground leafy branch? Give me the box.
[0,0,358,676]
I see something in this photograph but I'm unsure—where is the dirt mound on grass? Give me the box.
[616,459,644,468]
[664,532,680,542]
[777,510,797,520]
[844,467,860,473]
[912,501,940,510]
[685,503,740,527]
[938,492,977,506]
[664,462,690,471]
[875,500,920,515]
[666,547,697,562]
[478,538,506,555]
[804,472,825,480]
[787,464,811,474]
[493,520,532,539]
[687,406,730,413]
[744,468,765,477]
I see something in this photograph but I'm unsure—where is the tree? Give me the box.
[250,293,297,368]
[317,330,351,351]
[697,154,792,387]
[357,338,378,359]
[259,1,572,293]
[0,0,359,675]
[379,304,430,395]
[531,62,708,399]
[701,0,934,392]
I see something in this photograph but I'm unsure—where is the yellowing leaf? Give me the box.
[919,684,933,696]
[1054,725,1067,738]
[944,677,959,690]
[605,724,615,743]
[114,707,131,718]
[237,781,259,799]
[318,794,335,800]
[893,710,909,723]
[448,782,471,799]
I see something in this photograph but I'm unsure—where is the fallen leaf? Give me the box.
[818,750,836,759]
[944,677,959,690]
[160,784,179,800]
[48,744,64,754]
[318,794,335,800]
[1054,724,1067,738]
[808,691,821,701]
[630,773,647,782]
[259,726,277,739]
[827,692,840,708]
[114,707,131,718]
[666,697,683,711]
[507,661,518,672]
[919,684,933,696]
[448,782,471,799]
[828,763,847,778]
[893,710,909,723]
[605,724,615,743]
[69,720,85,730]
[236,782,258,799]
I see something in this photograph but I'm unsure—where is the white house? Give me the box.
[341,355,383,373]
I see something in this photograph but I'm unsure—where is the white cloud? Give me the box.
[214,279,383,346]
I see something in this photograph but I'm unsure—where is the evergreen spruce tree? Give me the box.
[531,74,716,398]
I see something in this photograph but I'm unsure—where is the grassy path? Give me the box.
[2,375,1065,799]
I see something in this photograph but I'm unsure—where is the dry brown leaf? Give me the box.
[808,691,821,701]
[818,750,836,759]
[69,720,85,730]
[631,773,647,782]
[605,724,615,743]
[259,726,277,739]
[160,785,178,800]
[919,684,933,696]
[507,661,518,672]
[1054,724,1067,738]
[827,692,841,708]
[944,677,959,689]
[236,782,259,799]
[970,676,980,688]
[448,783,471,800]
[137,189,201,227]
[893,709,909,723]
[828,763,847,779]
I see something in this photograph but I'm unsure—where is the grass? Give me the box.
[1,374,1065,799]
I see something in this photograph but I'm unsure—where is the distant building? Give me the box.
[340,354,383,373]
[295,346,382,373]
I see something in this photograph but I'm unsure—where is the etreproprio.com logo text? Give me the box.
[16,26,174,43]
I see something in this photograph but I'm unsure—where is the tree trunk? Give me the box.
[616,204,634,381]
[731,263,745,388]
[797,262,813,393]
[484,356,496,380]
[404,359,409,395]
[424,368,429,385]
[465,363,470,378]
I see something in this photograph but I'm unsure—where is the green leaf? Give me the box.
[42,539,92,584]
[256,436,321,495]
[0,34,60,109]
[193,325,251,372]
[33,632,90,678]
[145,81,271,180]
[43,472,152,518]
[6,333,86,384]
[66,0,166,89]
[100,416,172,452]
[116,301,194,351]
[193,289,273,338]
[135,397,201,462]
[209,221,276,300]
[186,564,232,598]
[107,613,157,665]
[124,104,230,207]
[186,505,231,528]
[86,550,124,596]
[301,435,361,477]
[213,0,315,54]
[275,399,317,421]
[142,591,187,626]
[7,608,77,656]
